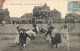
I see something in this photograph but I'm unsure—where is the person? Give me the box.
[40,25,47,34]
[45,26,61,49]
[26,29,36,40]
[19,29,31,48]
[2,20,5,26]
[61,24,69,50]
[51,33,61,49]
[32,23,39,34]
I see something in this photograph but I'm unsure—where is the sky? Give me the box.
[3,0,69,18]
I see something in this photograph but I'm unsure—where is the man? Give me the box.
[2,20,5,26]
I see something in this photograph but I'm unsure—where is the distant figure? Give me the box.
[47,21,52,28]
[32,23,39,34]
[12,21,15,25]
[2,20,5,26]
[61,24,69,50]
[78,33,80,37]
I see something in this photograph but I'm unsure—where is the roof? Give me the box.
[10,17,19,21]
[21,13,33,18]
[51,9,60,13]
[33,4,50,12]
[66,12,80,19]
[19,18,27,20]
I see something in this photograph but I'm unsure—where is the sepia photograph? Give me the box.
[0,0,80,51]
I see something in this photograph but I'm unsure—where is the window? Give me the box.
[38,8,41,10]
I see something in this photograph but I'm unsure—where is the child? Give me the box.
[61,25,69,50]
[19,29,31,48]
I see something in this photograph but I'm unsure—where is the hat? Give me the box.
[49,26,54,29]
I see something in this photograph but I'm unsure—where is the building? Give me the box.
[19,13,33,24]
[0,8,10,24]
[33,4,61,23]
[49,9,61,23]
[65,12,80,23]
[33,4,50,23]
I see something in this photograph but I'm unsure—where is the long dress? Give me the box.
[51,29,61,45]
[61,28,69,49]
[51,33,61,45]
[45,29,58,44]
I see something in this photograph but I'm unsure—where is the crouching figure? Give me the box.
[45,26,61,49]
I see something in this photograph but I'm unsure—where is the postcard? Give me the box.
[0,0,80,51]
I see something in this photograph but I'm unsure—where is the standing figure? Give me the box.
[2,20,5,26]
[61,25,69,50]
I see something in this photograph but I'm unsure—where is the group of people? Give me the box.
[14,23,69,50]
[14,24,39,48]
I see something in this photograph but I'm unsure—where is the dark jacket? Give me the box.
[19,32,31,44]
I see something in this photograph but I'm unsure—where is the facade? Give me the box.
[0,8,10,24]
[33,4,50,23]
[49,9,61,23]
[19,13,33,24]
[33,4,61,23]
[65,13,80,23]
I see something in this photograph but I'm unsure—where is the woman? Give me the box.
[45,26,61,49]
[61,25,69,50]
